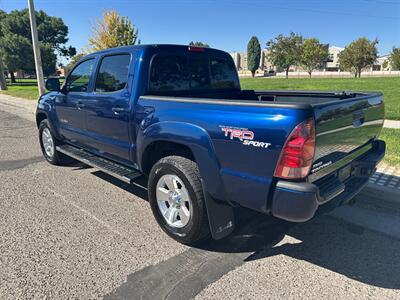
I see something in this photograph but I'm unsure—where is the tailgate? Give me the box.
[309,92,384,181]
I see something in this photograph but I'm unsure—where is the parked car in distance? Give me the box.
[36,44,385,244]
[264,69,276,76]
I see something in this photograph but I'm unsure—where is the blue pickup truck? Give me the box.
[36,44,385,244]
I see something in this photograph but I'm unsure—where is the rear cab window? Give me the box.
[149,52,240,94]
[210,58,239,89]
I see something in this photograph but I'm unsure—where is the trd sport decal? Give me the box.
[220,126,271,149]
[220,127,254,141]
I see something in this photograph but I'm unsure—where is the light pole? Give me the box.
[0,61,7,91]
[28,0,45,95]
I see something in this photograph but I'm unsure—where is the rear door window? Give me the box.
[149,55,189,92]
[95,54,131,93]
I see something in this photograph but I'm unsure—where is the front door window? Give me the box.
[66,59,95,92]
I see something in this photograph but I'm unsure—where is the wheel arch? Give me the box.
[141,140,196,175]
[137,121,225,200]
[36,111,48,128]
[36,106,63,140]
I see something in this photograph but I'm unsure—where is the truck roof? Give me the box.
[83,44,229,59]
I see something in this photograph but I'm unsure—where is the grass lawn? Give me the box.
[0,79,39,100]
[241,76,400,120]
[379,128,400,166]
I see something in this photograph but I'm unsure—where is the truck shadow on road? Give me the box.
[90,170,149,200]
[206,209,400,290]
[91,169,400,298]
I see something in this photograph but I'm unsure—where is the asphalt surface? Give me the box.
[1,107,400,299]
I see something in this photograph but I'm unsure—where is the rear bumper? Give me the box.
[271,140,386,222]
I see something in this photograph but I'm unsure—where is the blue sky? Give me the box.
[1,0,399,60]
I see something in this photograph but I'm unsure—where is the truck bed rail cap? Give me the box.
[140,95,312,109]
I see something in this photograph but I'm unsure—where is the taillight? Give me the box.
[274,118,316,179]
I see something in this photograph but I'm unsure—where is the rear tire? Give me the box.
[148,156,210,245]
[38,119,74,166]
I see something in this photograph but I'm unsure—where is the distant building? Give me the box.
[230,45,344,74]
[259,50,276,71]
[240,52,248,70]
[373,55,391,71]
[229,45,398,77]
[230,49,276,74]
[56,66,68,77]
[325,46,344,71]
[230,52,241,70]
[13,70,26,78]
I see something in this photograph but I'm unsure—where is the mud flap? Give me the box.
[201,180,235,240]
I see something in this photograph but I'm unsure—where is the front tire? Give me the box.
[148,156,210,245]
[38,119,73,166]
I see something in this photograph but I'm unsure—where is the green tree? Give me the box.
[389,47,400,71]
[89,10,139,51]
[66,53,86,72]
[0,9,9,87]
[0,9,7,85]
[382,60,388,70]
[247,36,261,77]
[338,37,378,78]
[300,38,329,78]
[0,9,76,81]
[266,32,303,79]
[0,9,6,34]
[189,41,210,48]
[41,44,58,76]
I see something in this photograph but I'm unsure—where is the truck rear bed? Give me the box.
[255,90,385,181]
[145,88,384,177]
[175,89,384,181]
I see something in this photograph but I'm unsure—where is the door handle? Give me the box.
[112,106,126,114]
[143,107,154,115]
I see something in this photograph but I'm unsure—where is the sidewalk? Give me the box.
[384,120,400,129]
[0,94,37,122]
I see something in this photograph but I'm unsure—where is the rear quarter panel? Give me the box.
[136,97,312,212]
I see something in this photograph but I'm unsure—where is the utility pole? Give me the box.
[28,0,45,95]
[0,61,7,91]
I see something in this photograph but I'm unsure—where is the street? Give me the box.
[1,107,400,299]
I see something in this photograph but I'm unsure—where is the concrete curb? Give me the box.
[355,184,400,216]
[0,94,37,112]
[362,183,400,205]
[384,120,400,129]
[329,205,400,240]
[0,94,36,122]
[329,183,400,240]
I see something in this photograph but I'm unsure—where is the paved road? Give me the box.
[1,108,400,299]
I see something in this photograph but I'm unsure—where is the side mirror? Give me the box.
[45,77,61,92]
